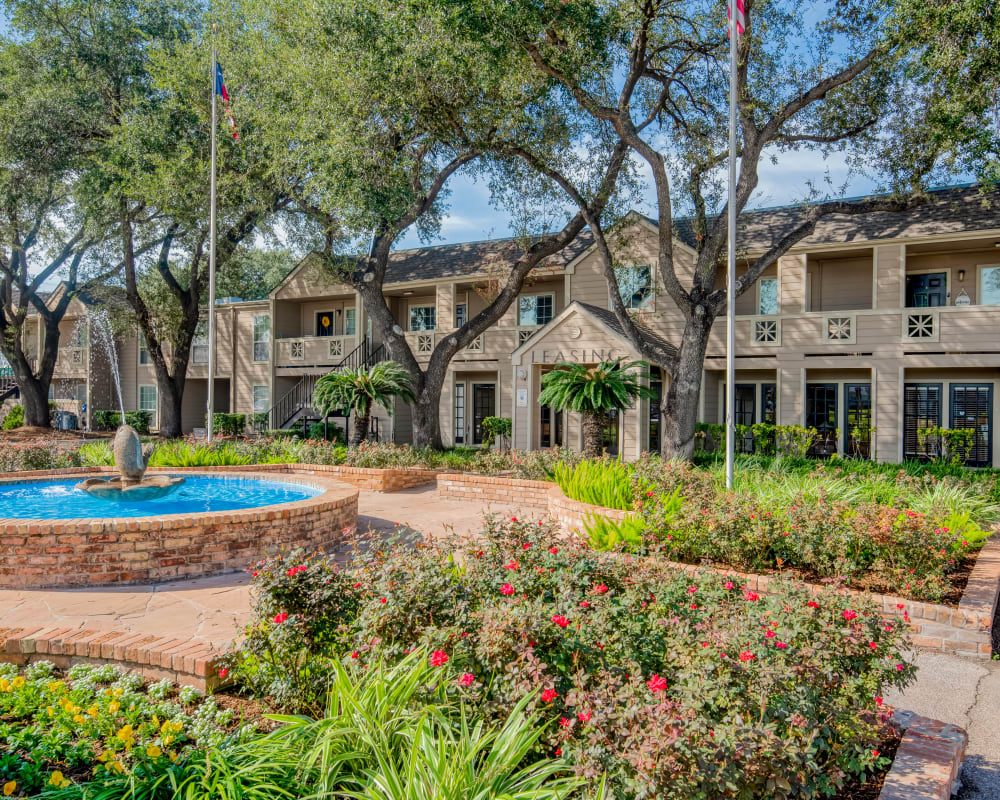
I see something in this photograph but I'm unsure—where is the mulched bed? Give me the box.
[834,727,902,799]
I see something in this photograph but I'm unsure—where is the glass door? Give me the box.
[950,384,992,467]
[903,383,942,460]
[472,384,495,445]
[602,409,620,457]
[905,273,947,307]
[539,405,563,448]
[735,384,756,453]
[806,383,838,457]
[844,383,872,459]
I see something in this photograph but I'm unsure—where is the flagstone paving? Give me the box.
[0,485,527,650]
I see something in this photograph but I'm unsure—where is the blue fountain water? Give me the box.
[0,476,322,519]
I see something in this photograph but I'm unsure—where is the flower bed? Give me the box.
[0,661,262,797]
[230,518,914,799]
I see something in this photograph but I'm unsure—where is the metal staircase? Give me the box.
[267,338,387,430]
[0,367,18,403]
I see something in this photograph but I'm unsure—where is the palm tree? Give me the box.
[313,361,415,448]
[537,359,654,458]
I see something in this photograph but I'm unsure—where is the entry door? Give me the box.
[906,273,947,307]
[472,384,495,445]
[540,405,563,448]
[950,384,993,467]
[603,409,620,457]
[735,384,756,452]
[806,383,838,457]
[844,383,872,459]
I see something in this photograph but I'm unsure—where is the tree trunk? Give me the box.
[18,374,50,428]
[660,313,713,461]
[350,411,370,448]
[157,377,184,439]
[411,379,444,450]
[581,411,604,458]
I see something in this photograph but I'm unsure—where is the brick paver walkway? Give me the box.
[0,486,527,651]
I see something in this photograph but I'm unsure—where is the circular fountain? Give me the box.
[0,429,359,589]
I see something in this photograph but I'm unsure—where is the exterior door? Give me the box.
[906,273,947,307]
[950,384,993,467]
[903,383,942,460]
[540,405,563,448]
[602,409,620,457]
[806,383,838,457]
[453,382,465,445]
[735,384,756,452]
[844,383,873,459]
[648,376,663,453]
[472,384,495,445]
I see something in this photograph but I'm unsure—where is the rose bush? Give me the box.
[231,517,911,800]
[0,443,78,473]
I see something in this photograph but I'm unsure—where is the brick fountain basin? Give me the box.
[0,468,359,588]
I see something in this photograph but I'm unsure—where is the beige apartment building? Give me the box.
[15,184,1000,466]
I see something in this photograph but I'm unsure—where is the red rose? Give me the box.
[739,651,755,662]
[743,591,760,602]
[500,583,515,596]
[541,688,558,703]
[272,612,288,624]
[593,584,609,594]
[429,650,449,667]
[559,717,571,728]
[578,711,591,722]
[549,546,559,555]
[647,674,668,694]
[842,609,857,621]
[551,615,569,628]
[458,673,475,686]
[218,667,228,679]
[723,581,735,590]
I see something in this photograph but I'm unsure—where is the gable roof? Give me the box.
[511,300,677,363]
[669,183,1000,252]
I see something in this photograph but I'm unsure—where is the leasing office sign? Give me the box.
[528,348,622,364]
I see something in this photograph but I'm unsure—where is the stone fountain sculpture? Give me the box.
[76,425,184,501]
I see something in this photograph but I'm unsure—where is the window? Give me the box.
[615,265,652,310]
[761,384,777,425]
[455,303,467,328]
[950,384,992,467]
[344,308,356,336]
[316,312,334,337]
[409,305,436,331]
[518,294,554,326]
[139,385,157,428]
[904,383,942,460]
[981,267,1000,305]
[72,325,88,348]
[253,314,270,362]
[138,337,150,365]
[454,382,465,445]
[192,320,209,364]
[648,376,662,453]
[844,383,872,459]
[758,277,778,315]
[252,385,270,414]
[806,383,838,458]
[906,272,947,307]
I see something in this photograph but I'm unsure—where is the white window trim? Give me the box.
[252,384,270,414]
[517,292,556,327]
[138,337,150,366]
[252,314,271,363]
[612,264,655,312]
[139,384,158,429]
[976,264,1000,306]
[757,275,779,316]
[344,307,357,336]
[408,302,437,332]
[455,302,468,329]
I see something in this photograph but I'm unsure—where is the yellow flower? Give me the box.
[112,687,124,697]
[11,677,23,689]
[47,680,63,693]
[98,751,111,762]
[109,760,124,775]
[0,679,9,692]
[145,745,162,758]
[87,705,98,716]
[2,780,14,796]
[73,713,86,724]
[108,701,120,713]
[151,715,159,727]
[49,771,67,787]
[168,751,177,763]
[116,724,134,747]
[46,705,55,716]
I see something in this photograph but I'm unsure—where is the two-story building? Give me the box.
[18,183,1000,466]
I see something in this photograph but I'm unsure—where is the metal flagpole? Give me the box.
[206,33,218,443]
[725,4,739,490]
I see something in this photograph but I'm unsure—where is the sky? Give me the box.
[393,148,881,251]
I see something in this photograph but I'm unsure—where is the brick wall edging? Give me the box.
[880,710,968,800]
[0,625,225,692]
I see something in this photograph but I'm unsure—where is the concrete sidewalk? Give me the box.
[884,652,1000,799]
[0,485,527,650]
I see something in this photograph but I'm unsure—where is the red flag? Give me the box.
[214,62,239,140]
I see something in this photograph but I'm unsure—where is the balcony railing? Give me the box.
[275,335,359,367]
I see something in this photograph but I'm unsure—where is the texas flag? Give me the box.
[214,62,239,140]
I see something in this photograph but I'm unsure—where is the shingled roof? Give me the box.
[576,302,678,359]
[669,183,1000,252]
[383,231,595,283]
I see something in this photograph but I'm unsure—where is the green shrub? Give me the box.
[1,405,23,430]
[0,442,78,472]
[552,459,635,510]
[584,513,646,550]
[77,441,114,467]
[211,413,247,437]
[480,416,512,450]
[148,441,252,467]
[91,410,151,433]
[232,519,911,800]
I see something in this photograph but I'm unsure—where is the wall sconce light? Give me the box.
[958,269,966,282]
[336,308,342,316]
